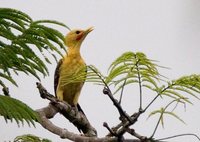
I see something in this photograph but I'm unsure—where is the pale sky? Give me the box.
[1,0,200,142]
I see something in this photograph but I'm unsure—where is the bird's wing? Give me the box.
[76,64,87,115]
[54,59,88,133]
[54,59,87,115]
[54,59,63,96]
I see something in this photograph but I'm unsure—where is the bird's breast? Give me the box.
[58,55,86,105]
[60,55,86,87]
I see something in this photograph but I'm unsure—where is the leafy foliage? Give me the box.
[14,134,52,142]
[0,8,200,141]
[0,95,38,126]
[86,65,106,85]
[0,8,68,126]
[86,51,200,125]
[145,74,200,134]
[86,52,200,105]
[60,65,105,86]
[149,98,186,127]
[155,74,200,103]
[105,52,162,94]
[0,8,69,88]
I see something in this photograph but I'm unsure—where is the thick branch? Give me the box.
[35,83,151,142]
[36,82,97,137]
[36,99,144,142]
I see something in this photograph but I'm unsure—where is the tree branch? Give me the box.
[103,87,132,123]
[103,86,146,138]
[125,128,147,141]
[35,82,150,142]
[36,82,97,137]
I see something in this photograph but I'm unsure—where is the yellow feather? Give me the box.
[55,27,93,106]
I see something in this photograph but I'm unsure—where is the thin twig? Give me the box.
[135,59,143,111]
[150,99,181,138]
[103,87,132,123]
[103,122,117,137]
[119,78,127,104]
[143,94,160,112]
[88,66,132,123]
[116,112,141,136]
[119,62,129,105]
[144,85,172,112]
[157,133,200,141]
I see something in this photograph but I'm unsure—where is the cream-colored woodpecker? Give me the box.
[54,27,93,122]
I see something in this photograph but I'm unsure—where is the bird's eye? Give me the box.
[75,31,81,34]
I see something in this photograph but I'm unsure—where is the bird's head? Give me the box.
[64,27,93,48]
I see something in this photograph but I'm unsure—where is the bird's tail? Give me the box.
[76,103,89,133]
[77,103,86,116]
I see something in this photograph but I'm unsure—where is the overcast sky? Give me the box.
[1,0,200,142]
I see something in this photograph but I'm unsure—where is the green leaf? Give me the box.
[0,8,68,87]
[0,19,24,33]
[157,75,200,104]
[0,72,17,86]
[164,111,186,124]
[32,19,70,30]
[0,8,32,23]
[148,107,185,129]
[0,95,38,127]
[113,79,138,94]
[86,65,105,84]
[14,134,52,142]
[107,51,163,95]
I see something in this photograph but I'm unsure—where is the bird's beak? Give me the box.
[84,27,94,35]
[77,27,93,42]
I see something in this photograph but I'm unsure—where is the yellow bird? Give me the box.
[54,27,93,114]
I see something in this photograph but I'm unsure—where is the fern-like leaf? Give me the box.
[0,8,69,87]
[86,65,106,85]
[157,74,200,104]
[148,107,185,129]
[14,134,52,142]
[106,51,163,95]
[0,95,38,126]
[0,8,69,127]
[60,65,105,86]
